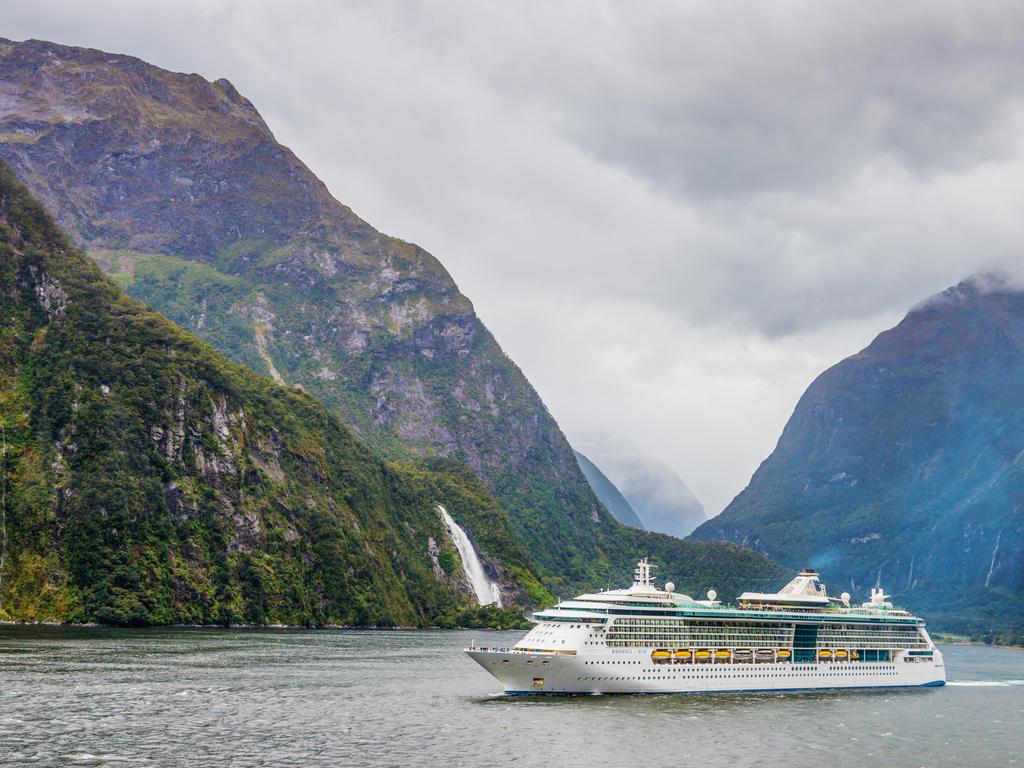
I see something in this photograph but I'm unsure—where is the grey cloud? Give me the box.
[443,2,1024,198]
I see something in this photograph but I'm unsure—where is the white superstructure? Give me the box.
[466,559,945,694]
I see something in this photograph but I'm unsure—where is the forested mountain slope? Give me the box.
[0,37,601,586]
[692,277,1024,641]
[0,38,786,598]
[0,159,547,625]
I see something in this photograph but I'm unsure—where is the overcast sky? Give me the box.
[5,1,1024,513]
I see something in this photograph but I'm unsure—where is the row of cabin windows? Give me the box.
[575,667,900,683]
[609,619,920,634]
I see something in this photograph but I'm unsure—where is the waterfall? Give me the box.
[436,505,502,607]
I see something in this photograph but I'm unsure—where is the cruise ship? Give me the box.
[466,559,945,694]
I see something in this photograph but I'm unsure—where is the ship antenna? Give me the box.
[633,557,656,587]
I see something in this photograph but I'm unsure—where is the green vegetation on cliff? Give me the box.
[0,161,543,626]
[0,37,610,597]
[0,163,786,627]
[691,277,1024,638]
[0,40,789,619]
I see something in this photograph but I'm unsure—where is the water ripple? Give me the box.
[0,628,1021,767]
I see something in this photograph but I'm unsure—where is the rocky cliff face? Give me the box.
[0,160,544,625]
[0,39,790,603]
[691,276,1024,639]
[0,38,605,583]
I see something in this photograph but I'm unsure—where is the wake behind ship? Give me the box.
[466,559,945,694]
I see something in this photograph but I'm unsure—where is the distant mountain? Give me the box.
[691,276,1024,641]
[0,38,787,603]
[0,160,546,625]
[575,434,706,538]
[574,451,644,530]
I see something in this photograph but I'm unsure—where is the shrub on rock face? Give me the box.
[0,160,546,626]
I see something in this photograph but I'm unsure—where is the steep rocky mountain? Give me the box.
[574,451,644,530]
[0,37,610,588]
[576,433,706,538]
[0,159,546,625]
[691,277,1024,641]
[0,39,788,606]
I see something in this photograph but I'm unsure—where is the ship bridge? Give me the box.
[738,569,840,610]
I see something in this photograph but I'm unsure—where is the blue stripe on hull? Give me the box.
[504,680,946,696]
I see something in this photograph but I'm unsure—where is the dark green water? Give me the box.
[0,627,1021,767]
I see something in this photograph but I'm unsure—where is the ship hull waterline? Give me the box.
[467,649,946,695]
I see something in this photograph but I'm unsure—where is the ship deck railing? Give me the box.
[465,645,577,656]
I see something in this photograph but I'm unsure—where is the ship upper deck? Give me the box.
[532,562,920,626]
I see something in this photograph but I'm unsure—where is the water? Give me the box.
[0,627,1021,767]
[437,505,502,606]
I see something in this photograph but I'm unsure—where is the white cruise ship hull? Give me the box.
[467,647,945,695]
[469,561,948,695]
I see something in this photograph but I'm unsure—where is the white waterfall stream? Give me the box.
[436,505,502,607]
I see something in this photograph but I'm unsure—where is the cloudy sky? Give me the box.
[5,1,1024,513]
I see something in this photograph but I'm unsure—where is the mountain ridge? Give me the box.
[0,38,788,610]
[691,275,1024,641]
[0,158,546,625]
[0,36,607,589]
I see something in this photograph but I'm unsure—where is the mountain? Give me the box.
[0,39,788,609]
[576,434,706,538]
[574,451,644,530]
[0,159,553,625]
[0,37,612,587]
[691,276,1024,642]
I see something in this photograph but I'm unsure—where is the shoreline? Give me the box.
[1,621,1021,647]
[0,620,522,632]
[935,638,1024,651]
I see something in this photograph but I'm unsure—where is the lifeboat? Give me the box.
[835,650,849,659]
[850,651,860,660]
[651,649,671,660]
[715,650,732,660]
[755,649,775,662]
[675,649,692,659]
[733,649,753,663]
[694,649,712,661]
[776,649,792,659]
[818,649,833,659]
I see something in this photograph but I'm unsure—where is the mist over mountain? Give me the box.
[575,433,706,539]
[574,451,644,530]
[691,275,1024,640]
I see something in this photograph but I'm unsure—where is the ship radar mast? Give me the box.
[865,587,893,609]
[633,558,655,588]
